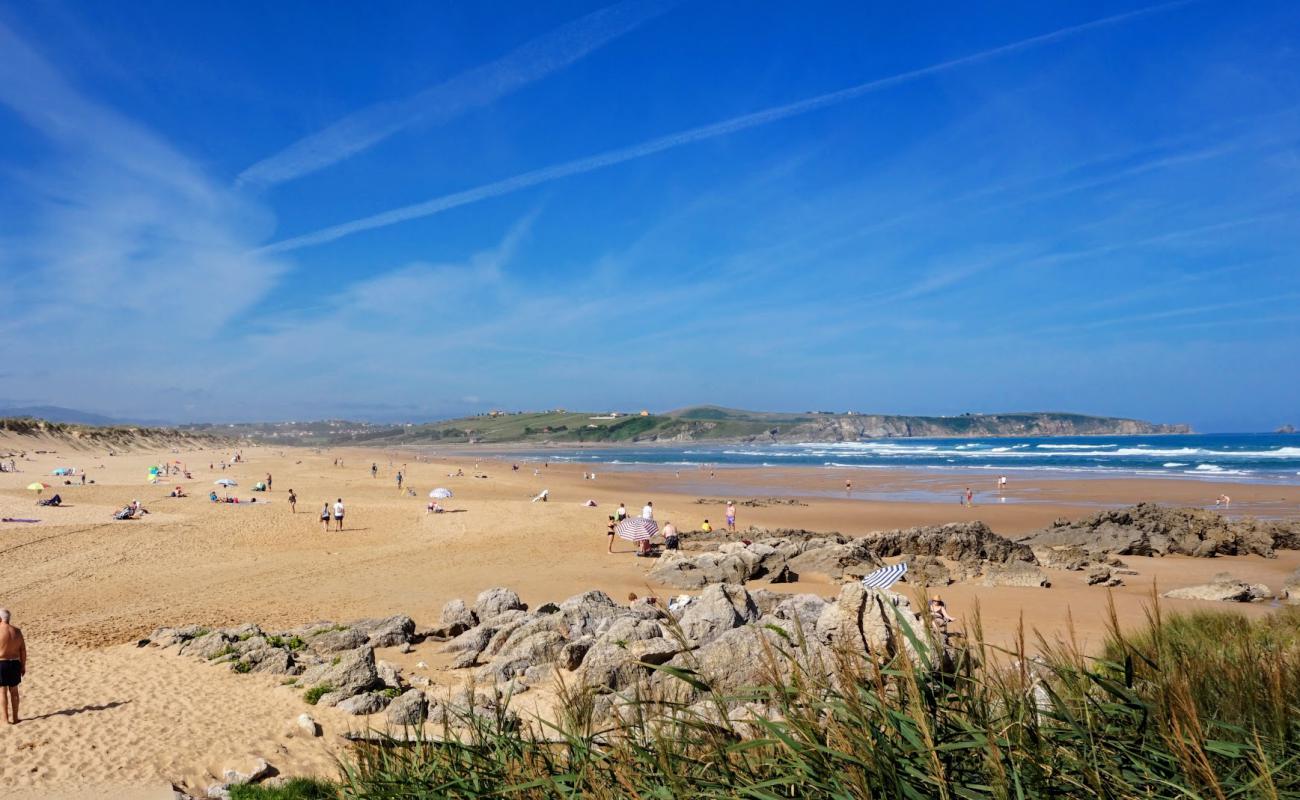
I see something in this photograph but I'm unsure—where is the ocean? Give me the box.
[498,433,1300,485]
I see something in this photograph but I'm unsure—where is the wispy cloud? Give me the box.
[236,0,677,189]
[256,0,1190,254]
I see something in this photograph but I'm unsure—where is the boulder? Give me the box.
[293,713,320,737]
[1163,574,1272,603]
[180,632,237,661]
[979,562,1051,588]
[1086,567,1122,587]
[578,635,681,691]
[386,689,428,727]
[221,754,272,785]
[149,624,208,648]
[815,583,920,661]
[352,615,416,647]
[787,541,882,580]
[474,587,525,620]
[438,599,478,636]
[298,646,378,698]
[900,556,954,587]
[242,646,294,675]
[769,593,828,635]
[559,638,593,671]
[678,584,760,647]
[376,660,403,690]
[857,522,1036,566]
[337,691,390,716]
[1283,569,1300,605]
[556,590,627,639]
[308,627,369,654]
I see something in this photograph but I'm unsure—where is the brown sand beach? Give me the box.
[1,436,1298,795]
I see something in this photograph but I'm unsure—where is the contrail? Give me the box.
[257,1,1190,254]
[237,0,679,189]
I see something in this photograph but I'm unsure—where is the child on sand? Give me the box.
[725,501,736,532]
[320,503,330,532]
[288,490,297,513]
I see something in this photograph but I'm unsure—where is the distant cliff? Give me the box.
[258,407,1190,446]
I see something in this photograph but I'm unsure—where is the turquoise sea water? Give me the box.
[500,433,1300,485]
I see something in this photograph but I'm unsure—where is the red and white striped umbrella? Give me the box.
[616,517,658,541]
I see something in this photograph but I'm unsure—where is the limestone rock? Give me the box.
[294,713,320,737]
[1163,573,1272,603]
[678,584,760,647]
[474,587,525,620]
[1020,503,1298,559]
[979,562,1051,588]
[376,660,403,690]
[352,615,416,647]
[386,689,428,727]
[337,691,390,715]
[308,627,368,654]
[221,754,272,785]
[815,583,920,661]
[298,646,378,698]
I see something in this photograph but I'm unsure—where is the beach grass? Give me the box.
[240,600,1300,798]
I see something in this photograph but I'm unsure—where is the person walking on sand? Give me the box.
[371,463,378,478]
[725,501,737,532]
[320,503,330,532]
[396,471,404,491]
[0,609,27,724]
[288,489,297,514]
[845,479,853,494]
[334,498,346,531]
[965,487,974,507]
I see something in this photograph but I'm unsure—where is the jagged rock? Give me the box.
[1284,569,1300,605]
[376,660,403,689]
[770,593,827,634]
[1020,503,1299,559]
[1163,574,1272,603]
[787,541,883,580]
[768,564,798,583]
[386,689,428,726]
[578,635,681,691]
[444,612,530,669]
[298,646,378,699]
[815,583,920,661]
[308,627,368,654]
[294,713,320,737]
[149,624,208,648]
[179,632,237,660]
[352,615,416,647]
[559,638,592,670]
[900,555,954,586]
[662,626,830,699]
[474,587,526,620]
[678,584,760,647]
[206,784,231,799]
[1034,545,1094,571]
[648,549,761,588]
[556,590,626,639]
[241,646,294,675]
[337,691,390,715]
[859,522,1036,566]
[979,562,1051,588]
[1086,567,1122,587]
[435,599,477,637]
[221,754,272,785]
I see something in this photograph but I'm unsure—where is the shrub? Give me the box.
[228,777,338,799]
[303,684,334,705]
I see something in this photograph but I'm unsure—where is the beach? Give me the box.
[2,437,1299,795]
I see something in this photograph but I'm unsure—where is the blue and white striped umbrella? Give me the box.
[861,562,908,590]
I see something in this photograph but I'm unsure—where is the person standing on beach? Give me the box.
[616,503,627,522]
[0,609,27,724]
[396,471,404,491]
[288,489,297,514]
[266,473,273,491]
[642,501,654,520]
[965,487,974,507]
[606,516,617,553]
[334,498,345,531]
[371,463,378,478]
[320,503,330,532]
[725,501,737,532]
[845,479,853,494]
[998,475,1007,493]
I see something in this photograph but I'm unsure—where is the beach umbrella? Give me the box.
[429,488,453,499]
[861,562,908,590]
[616,517,658,542]
[27,482,50,493]
[215,478,238,487]
[52,467,72,476]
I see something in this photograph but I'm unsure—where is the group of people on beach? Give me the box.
[605,499,739,555]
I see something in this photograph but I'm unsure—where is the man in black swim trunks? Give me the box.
[0,608,27,724]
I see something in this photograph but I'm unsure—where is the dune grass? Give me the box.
[236,599,1300,799]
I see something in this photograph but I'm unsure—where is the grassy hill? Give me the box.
[256,406,1188,446]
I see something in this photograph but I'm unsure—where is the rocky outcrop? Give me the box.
[1162,573,1273,603]
[1020,504,1300,561]
[1284,569,1300,606]
[650,523,1036,589]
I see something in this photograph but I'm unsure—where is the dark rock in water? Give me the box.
[1019,503,1299,559]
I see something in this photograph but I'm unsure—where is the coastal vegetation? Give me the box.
[233,603,1297,799]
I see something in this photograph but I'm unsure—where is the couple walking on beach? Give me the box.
[320,498,345,531]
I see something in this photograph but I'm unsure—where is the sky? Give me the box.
[0,1,1298,431]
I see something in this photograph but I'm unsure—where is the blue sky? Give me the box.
[1,1,1297,431]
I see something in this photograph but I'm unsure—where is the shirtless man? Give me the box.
[0,609,27,724]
